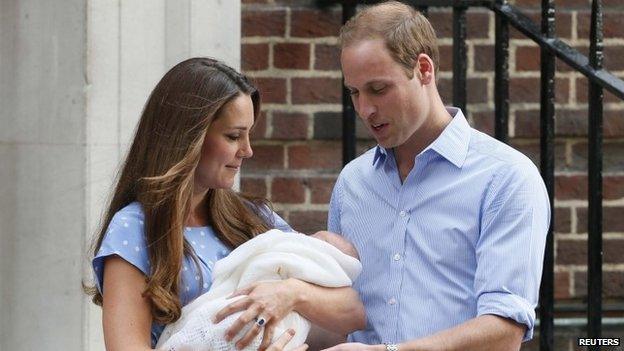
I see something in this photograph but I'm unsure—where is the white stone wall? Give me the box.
[0,1,240,349]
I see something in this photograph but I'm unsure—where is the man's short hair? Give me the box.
[339,1,440,79]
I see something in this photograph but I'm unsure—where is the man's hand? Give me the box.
[321,343,384,351]
[213,279,301,350]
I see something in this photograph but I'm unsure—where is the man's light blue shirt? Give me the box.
[328,107,550,344]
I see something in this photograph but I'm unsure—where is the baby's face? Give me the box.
[310,231,359,260]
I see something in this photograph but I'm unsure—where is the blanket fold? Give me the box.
[156,229,362,351]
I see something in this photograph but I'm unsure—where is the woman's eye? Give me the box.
[226,134,240,141]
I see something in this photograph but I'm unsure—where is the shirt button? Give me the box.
[399,210,406,217]
[388,298,397,305]
[393,253,402,261]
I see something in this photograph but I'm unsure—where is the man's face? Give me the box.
[341,39,430,149]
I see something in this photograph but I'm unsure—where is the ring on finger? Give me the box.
[254,316,267,327]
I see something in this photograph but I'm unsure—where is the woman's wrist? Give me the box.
[286,278,309,311]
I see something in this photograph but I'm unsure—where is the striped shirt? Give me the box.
[328,107,550,344]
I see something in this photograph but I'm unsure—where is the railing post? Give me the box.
[539,0,555,350]
[494,0,509,143]
[342,3,357,165]
[453,1,468,113]
[587,0,604,346]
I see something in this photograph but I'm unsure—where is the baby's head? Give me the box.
[310,231,359,260]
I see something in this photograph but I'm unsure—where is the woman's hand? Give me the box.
[266,329,309,351]
[213,279,302,350]
[321,343,385,351]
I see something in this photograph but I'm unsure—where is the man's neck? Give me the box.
[394,103,453,182]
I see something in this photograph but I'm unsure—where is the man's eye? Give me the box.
[348,90,359,96]
[371,86,386,94]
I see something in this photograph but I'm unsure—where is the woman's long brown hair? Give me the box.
[85,58,272,324]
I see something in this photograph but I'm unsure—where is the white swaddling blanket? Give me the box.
[156,229,362,351]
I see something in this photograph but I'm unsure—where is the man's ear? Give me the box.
[414,53,434,85]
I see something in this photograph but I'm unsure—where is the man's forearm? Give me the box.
[290,278,366,334]
[398,315,525,351]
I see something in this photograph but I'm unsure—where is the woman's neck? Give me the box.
[187,188,209,227]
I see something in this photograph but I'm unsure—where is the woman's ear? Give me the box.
[414,53,434,85]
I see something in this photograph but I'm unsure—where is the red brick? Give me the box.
[515,45,540,72]
[274,43,310,70]
[604,176,624,200]
[576,77,623,104]
[291,8,341,38]
[577,206,624,233]
[245,144,284,171]
[509,10,572,39]
[427,10,453,38]
[288,210,328,233]
[241,177,267,198]
[509,77,568,104]
[288,142,342,170]
[555,207,572,234]
[308,177,337,204]
[554,271,571,299]
[470,111,495,137]
[574,271,624,298]
[604,46,624,71]
[604,111,624,138]
[271,112,308,140]
[313,112,342,140]
[570,142,624,172]
[242,43,269,71]
[271,177,305,203]
[577,11,624,40]
[242,9,286,37]
[253,78,287,104]
[473,44,493,72]
[466,11,491,39]
[250,110,267,140]
[438,45,453,72]
[436,77,491,104]
[556,238,586,265]
[555,175,587,200]
[291,77,341,104]
[516,109,588,138]
[467,78,489,104]
[554,175,624,201]
[314,44,341,71]
[604,239,624,264]
[509,140,567,171]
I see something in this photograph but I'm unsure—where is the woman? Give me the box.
[85,58,365,350]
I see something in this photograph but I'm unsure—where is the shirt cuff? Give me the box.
[477,291,536,341]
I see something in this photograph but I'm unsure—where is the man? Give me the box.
[322,2,550,350]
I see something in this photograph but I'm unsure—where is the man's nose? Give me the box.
[355,95,377,120]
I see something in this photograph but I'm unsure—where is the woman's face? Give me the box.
[195,93,255,191]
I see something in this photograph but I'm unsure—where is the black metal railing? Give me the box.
[318,0,624,350]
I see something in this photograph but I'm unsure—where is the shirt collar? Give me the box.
[426,107,471,168]
[371,107,471,168]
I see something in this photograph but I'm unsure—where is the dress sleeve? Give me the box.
[92,211,150,294]
[474,161,550,341]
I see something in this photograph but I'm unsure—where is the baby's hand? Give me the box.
[311,231,359,260]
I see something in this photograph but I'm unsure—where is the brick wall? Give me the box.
[240,0,624,316]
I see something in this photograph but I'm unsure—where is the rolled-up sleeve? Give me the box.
[474,161,550,341]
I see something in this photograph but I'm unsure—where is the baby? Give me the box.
[156,229,360,351]
[310,230,359,260]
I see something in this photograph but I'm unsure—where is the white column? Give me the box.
[0,1,240,350]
